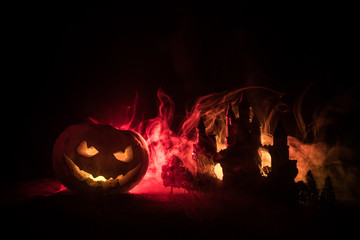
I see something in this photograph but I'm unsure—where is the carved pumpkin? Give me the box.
[52,123,149,193]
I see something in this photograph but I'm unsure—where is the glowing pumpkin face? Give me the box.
[52,123,149,193]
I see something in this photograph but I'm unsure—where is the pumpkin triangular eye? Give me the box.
[113,146,133,162]
[77,140,99,157]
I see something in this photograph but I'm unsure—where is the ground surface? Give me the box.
[2,182,359,239]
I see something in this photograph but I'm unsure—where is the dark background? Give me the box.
[4,1,358,190]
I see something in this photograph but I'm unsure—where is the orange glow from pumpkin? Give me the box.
[113,146,134,162]
[89,175,108,182]
[77,140,99,157]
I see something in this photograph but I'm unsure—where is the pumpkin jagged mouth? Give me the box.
[64,154,141,189]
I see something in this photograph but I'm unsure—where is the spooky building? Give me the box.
[161,92,300,198]
[193,94,298,197]
[264,120,298,202]
[211,96,262,190]
[264,120,298,184]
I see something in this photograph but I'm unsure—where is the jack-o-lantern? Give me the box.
[52,122,149,193]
